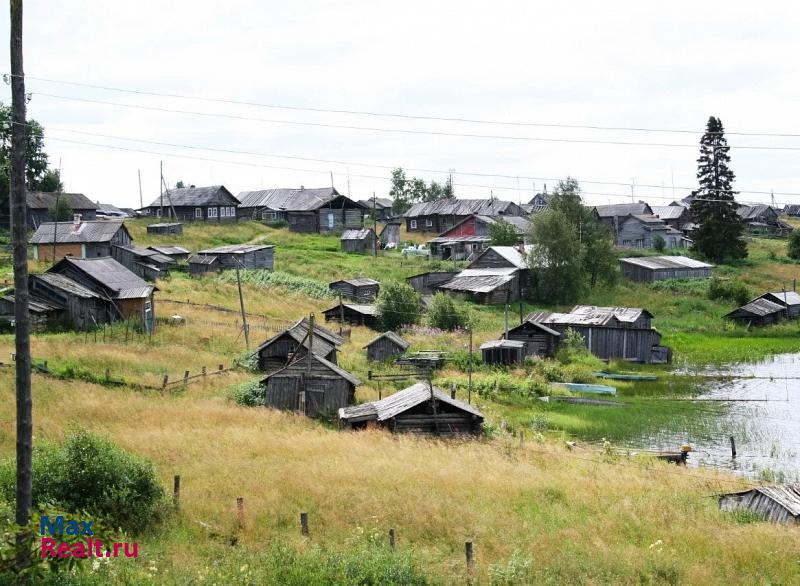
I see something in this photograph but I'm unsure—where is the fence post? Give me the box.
[300,512,309,536]
[202,366,207,377]
[162,374,169,390]
[173,475,181,509]
[729,436,737,459]
[388,528,396,551]
[183,370,190,386]
[465,541,474,572]
[218,364,224,372]
[236,497,245,529]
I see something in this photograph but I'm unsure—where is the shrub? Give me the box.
[652,234,666,253]
[230,379,265,407]
[0,429,165,533]
[707,277,751,306]
[788,231,800,260]
[376,282,421,330]
[555,327,591,365]
[426,293,472,331]
[220,270,334,299]
[266,219,289,229]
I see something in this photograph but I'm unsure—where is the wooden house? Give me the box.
[146,222,183,235]
[403,199,525,233]
[480,339,525,366]
[358,197,394,221]
[724,298,785,327]
[737,204,793,236]
[526,305,670,364]
[147,245,191,263]
[650,205,693,232]
[25,191,98,230]
[322,302,379,329]
[260,352,359,418]
[784,204,800,217]
[593,202,653,234]
[188,254,222,277]
[755,291,800,317]
[364,331,410,361]
[112,245,176,281]
[406,271,460,295]
[328,278,380,302]
[619,256,714,282]
[719,484,800,525]
[340,228,377,254]
[428,215,530,261]
[255,318,343,372]
[142,185,240,223]
[435,245,532,304]
[195,244,274,270]
[30,218,132,262]
[504,320,561,358]
[46,257,156,331]
[338,382,484,436]
[616,215,690,249]
[237,186,366,233]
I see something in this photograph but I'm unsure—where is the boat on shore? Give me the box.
[554,382,617,396]
[594,372,658,381]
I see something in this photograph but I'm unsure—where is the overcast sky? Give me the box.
[1,1,799,209]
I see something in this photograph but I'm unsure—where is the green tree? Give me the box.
[48,196,73,221]
[653,234,666,253]
[690,116,747,263]
[528,208,584,303]
[376,281,420,330]
[389,167,455,212]
[426,293,471,331]
[37,169,63,192]
[175,180,186,189]
[583,222,618,288]
[788,231,800,260]
[488,220,519,245]
[389,168,413,214]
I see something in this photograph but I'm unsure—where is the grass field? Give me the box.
[0,219,799,583]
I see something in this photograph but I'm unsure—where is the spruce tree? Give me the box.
[690,116,747,263]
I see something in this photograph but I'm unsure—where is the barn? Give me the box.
[255,318,343,372]
[719,484,800,525]
[322,302,379,329]
[29,218,132,262]
[724,298,786,327]
[755,291,800,318]
[406,271,460,295]
[187,254,222,277]
[504,320,561,358]
[619,256,715,282]
[195,244,274,270]
[146,222,183,235]
[364,331,410,362]
[338,382,484,436]
[261,353,359,418]
[480,339,525,366]
[112,245,176,281]
[328,278,380,302]
[147,245,190,263]
[340,228,377,254]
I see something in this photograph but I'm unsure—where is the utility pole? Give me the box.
[159,161,164,218]
[504,291,510,339]
[51,157,63,263]
[300,314,315,415]
[234,260,250,350]
[373,191,378,257]
[467,328,473,404]
[137,168,143,210]
[9,0,33,572]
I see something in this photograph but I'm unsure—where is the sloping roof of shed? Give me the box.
[188,254,219,265]
[363,331,410,350]
[722,484,800,517]
[147,245,190,256]
[262,352,360,386]
[256,326,335,359]
[759,291,800,307]
[480,339,525,349]
[1,293,63,313]
[651,205,687,220]
[51,257,154,300]
[32,273,101,299]
[507,320,561,337]
[236,187,346,210]
[527,306,652,326]
[114,245,175,265]
[339,382,483,422]
[436,269,516,293]
[330,277,380,288]
[147,185,238,207]
[619,256,714,270]
[26,191,98,210]
[340,229,375,241]
[593,202,652,218]
[725,298,785,318]
[30,220,127,244]
[197,244,274,254]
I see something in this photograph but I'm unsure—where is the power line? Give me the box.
[29,92,800,152]
[9,73,800,139]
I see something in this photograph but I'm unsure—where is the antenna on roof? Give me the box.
[330,171,335,190]
[137,169,143,210]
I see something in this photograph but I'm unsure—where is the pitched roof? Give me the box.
[738,204,777,221]
[114,245,176,266]
[146,185,238,208]
[363,331,410,350]
[725,298,785,318]
[480,339,525,350]
[757,291,800,307]
[528,306,653,327]
[403,198,522,218]
[507,320,561,337]
[147,245,191,256]
[256,325,336,359]
[340,228,375,241]
[339,382,483,423]
[32,273,101,299]
[197,244,274,255]
[236,187,347,210]
[469,245,533,269]
[49,257,154,300]
[96,202,129,216]
[261,352,360,386]
[358,197,393,209]
[651,205,688,220]
[619,256,714,270]
[29,220,128,244]
[436,268,517,294]
[26,191,98,210]
[293,317,345,346]
[593,202,653,218]
[330,277,380,288]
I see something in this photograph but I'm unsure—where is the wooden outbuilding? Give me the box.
[146,222,183,235]
[29,217,132,262]
[619,256,715,282]
[188,254,222,277]
[0,292,65,332]
[480,339,525,366]
[379,221,401,247]
[147,245,190,263]
[406,271,460,295]
[328,278,380,302]
[255,318,343,372]
[260,353,360,418]
[338,382,484,436]
[724,298,785,327]
[195,244,274,270]
[504,320,561,358]
[112,245,176,281]
[364,331,410,362]
[340,228,377,254]
[755,291,800,318]
[323,302,379,329]
[719,484,800,525]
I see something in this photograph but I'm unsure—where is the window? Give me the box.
[622,239,631,247]
[209,207,218,218]
[195,208,203,219]
[229,207,236,217]
[156,209,162,218]
[410,219,417,229]
[426,219,433,227]
[261,211,277,221]
[635,239,644,249]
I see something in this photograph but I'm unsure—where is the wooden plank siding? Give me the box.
[366,337,405,361]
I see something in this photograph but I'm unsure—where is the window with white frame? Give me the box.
[209,207,218,218]
[426,219,433,227]
[410,219,417,229]
[230,207,236,217]
[195,208,203,219]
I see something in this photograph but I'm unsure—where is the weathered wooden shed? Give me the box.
[756,291,800,318]
[379,221,401,247]
[328,278,380,302]
[480,339,525,366]
[147,245,191,263]
[255,319,342,372]
[338,382,484,436]
[0,293,64,332]
[406,271,460,295]
[112,244,176,281]
[196,244,275,270]
[505,320,561,358]
[23,272,111,330]
[724,298,786,327]
[340,228,377,254]
[619,256,715,282]
[364,331,410,362]
[323,302,379,329]
[188,254,222,277]
[719,484,800,525]
[436,267,519,305]
[146,222,183,235]
[260,353,360,418]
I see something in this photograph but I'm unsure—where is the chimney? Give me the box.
[71,214,82,233]
[300,185,305,191]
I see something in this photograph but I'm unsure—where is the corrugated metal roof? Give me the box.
[726,298,785,318]
[403,198,522,218]
[593,202,652,218]
[340,229,375,240]
[26,191,98,210]
[146,185,238,208]
[30,220,127,244]
[236,187,347,210]
[51,257,154,300]
[339,382,483,422]
[147,245,190,256]
[480,339,525,349]
[619,256,715,270]
[760,291,800,306]
[33,273,101,299]
[437,272,515,294]
[363,331,410,351]
[330,277,380,288]
[197,244,274,254]
[651,205,687,220]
